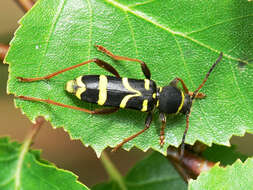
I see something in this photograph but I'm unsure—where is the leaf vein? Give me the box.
[128,0,156,8]
[86,0,93,72]
[125,12,139,56]
[173,36,214,141]
[105,0,249,64]
[36,0,67,77]
[0,176,15,188]
[187,14,253,35]
[229,60,251,114]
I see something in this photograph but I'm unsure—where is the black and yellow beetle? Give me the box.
[17,45,223,155]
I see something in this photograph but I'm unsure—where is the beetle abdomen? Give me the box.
[67,75,157,112]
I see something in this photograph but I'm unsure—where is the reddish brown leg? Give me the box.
[112,112,153,152]
[16,96,119,114]
[159,113,167,146]
[96,45,151,79]
[170,77,206,99]
[17,58,120,82]
[188,91,205,99]
[170,77,189,94]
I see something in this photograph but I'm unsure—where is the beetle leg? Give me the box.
[170,78,189,94]
[170,78,205,99]
[16,96,119,114]
[92,107,119,114]
[17,58,120,82]
[94,58,120,78]
[159,112,167,146]
[188,91,205,99]
[112,112,153,152]
[96,45,151,79]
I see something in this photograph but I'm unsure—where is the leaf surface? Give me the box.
[92,152,187,190]
[93,147,250,190]
[189,157,253,190]
[6,0,253,156]
[0,137,88,190]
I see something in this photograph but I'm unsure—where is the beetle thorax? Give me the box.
[157,86,191,115]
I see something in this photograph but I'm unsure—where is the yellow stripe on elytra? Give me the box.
[76,87,86,99]
[120,78,142,108]
[141,99,148,112]
[152,93,156,99]
[176,91,185,114]
[97,75,108,105]
[144,79,150,90]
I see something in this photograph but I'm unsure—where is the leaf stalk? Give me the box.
[100,151,127,190]
[15,116,45,189]
[14,0,35,12]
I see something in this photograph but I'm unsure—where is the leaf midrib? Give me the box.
[14,139,30,189]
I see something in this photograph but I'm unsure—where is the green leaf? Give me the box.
[92,152,187,190]
[203,144,248,165]
[0,137,89,190]
[6,0,253,156]
[189,157,253,190]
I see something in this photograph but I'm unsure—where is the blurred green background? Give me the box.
[0,0,252,187]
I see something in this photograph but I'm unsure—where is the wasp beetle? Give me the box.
[17,45,223,156]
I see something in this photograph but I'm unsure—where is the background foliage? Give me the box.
[2,0,253,189]
[6,0,253,156]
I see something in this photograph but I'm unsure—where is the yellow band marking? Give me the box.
[76,87,86,99]
[152,93,156,99]
[76,76,86,87]
[156,100,159,107]
[120,78,142,108]
[176,91,185,114]
[97,75,108,105]
[144,79,150,90]
[74,76,87,99]
[141,99,148,112]
[159,87,163,92]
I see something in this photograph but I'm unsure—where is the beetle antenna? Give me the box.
[180,112,190,158]
[191,52,223,100]
[180,52,223,159]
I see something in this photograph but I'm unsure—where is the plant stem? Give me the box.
[14,0,35,12]
[15,116,45,189]
[100,151,127,190]
[0,44,9,61]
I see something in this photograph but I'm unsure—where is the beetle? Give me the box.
[16,45,223,156]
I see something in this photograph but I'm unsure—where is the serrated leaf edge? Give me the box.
[188,157,253,189]
[0,137,89,190]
